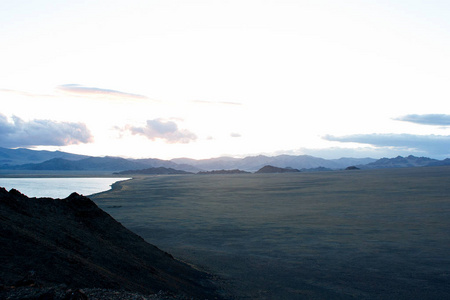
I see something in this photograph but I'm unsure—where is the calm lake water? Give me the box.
[0,178,130,199]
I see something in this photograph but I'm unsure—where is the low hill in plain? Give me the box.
[255,165,300,173]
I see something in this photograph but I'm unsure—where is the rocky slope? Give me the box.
[0,188,220,299]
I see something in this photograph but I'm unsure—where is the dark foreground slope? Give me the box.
[0,188,219,299]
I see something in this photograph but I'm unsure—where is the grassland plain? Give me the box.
[91,166,450,299]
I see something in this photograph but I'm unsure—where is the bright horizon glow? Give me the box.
[1,1,450,160]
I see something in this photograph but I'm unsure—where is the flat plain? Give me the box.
[91,166,450,299]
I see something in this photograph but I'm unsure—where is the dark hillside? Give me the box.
[0,188,219,299]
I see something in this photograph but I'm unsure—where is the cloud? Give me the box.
[323,133,450,157]
[57,84,148,100]
[0,88,55,98]
[394,114,450,126]
[0,114,93,148]
[230,133,242,138]
[127,119,197,144]
[191,100,242,106]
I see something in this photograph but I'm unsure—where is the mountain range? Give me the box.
[0,147,449,173]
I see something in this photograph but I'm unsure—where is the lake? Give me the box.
[0,177,130,199]
[92,167,450,299]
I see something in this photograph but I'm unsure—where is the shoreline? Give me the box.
[0,177,131,199]
[87,177,133,197]
[0,170,126,178]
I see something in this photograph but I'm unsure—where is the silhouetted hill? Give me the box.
[0,188,219,298]
[255,165,300,173]
[345,166,360,170]
[116,167,193,175]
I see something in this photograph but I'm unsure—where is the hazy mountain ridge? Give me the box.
[173,154,377,171]
[0,147,88,166]
[360,155,442,169]
[0,155,197,172]
[3,157,150,171]
[1,147,449,173]
[116,167,193,175]
[132,158,201,173]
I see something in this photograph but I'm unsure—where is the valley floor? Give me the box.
[92,166,450,299]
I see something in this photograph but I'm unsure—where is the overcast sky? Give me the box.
[1,0,450,159]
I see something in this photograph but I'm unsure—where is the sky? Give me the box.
[1,0,450,160]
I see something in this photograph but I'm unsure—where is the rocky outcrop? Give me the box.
[0,188,219,299]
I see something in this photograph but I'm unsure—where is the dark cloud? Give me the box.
[395,114,450,126]
[128,119,197,144]
[58,84,148,99]
[0,114,93,148]
[323,133,450,156]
